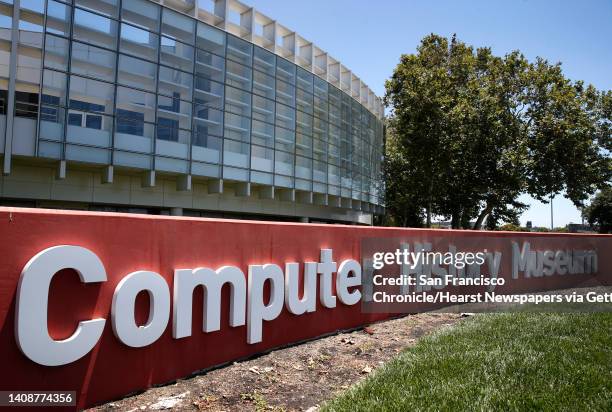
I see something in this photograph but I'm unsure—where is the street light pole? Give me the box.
[550,193,554,230]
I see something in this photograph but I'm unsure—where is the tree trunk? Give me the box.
[426,177,433,228]
[451,210,461,229]
[473,203,494,230]
[461,213,471,229]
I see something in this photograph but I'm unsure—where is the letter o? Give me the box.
[111,271,170,348]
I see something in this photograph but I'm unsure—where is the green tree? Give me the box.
[384,34,611,229]
[584,187,612,233]
[381,118,427,227]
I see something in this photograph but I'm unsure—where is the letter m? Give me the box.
[512,241,532,279]
[173,266,246,339]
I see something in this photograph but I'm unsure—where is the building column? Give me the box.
[3,0,20,175]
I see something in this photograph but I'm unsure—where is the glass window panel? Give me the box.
[226,34,252,66]
[224,138,249,158]
[251,119,273,147]
[0,41,7,81]
[193,106,223,137]
[39,105,65,141]
[329,86,341,107]
[71,41,115,82]
[160,36,193,72]
[195,49,224,82]
[312,160,327,172]
[42,69,67,106]
[328,164,339,183]
[296,67,313,92]
[224,112,250,142]
[341,139,350,159]
[196,22,225,56]
[14,91,39,118]
[15,45,42,85]
[121,0,159,32]
[0,0,13,29]
[158,66,192,101]
[252,94,274,124]
[225,59,251,90]
[275,102,294,130]
[329,124,341,143]
[118,54,156,91]
[120,23,158,62]
[329,104,340,124]
[75,0,118,18]
[193,129,222,152]
[296,133,312,157]
[296,111,312,136]
[116,86,155,123]
[157,118,190,144]
[85,113,102,129]
[47,0,72,36]
[19,0,44,39]
[69,75,114,114]
[73,8,117,49]
[224,85,250,116]
[276,79,295,106]
[314,107,327,121]
[275,126,294,152]
[274,150,293,175]
[314,116,327,134]
[158,95,192,130]
[276,57,295,84]
[66,105,110,131]
[66,111,113,146]
[44,34,69,70]
[116,114,154,139]
[251,145,273,172]
[194,78,224,109]
[252,69,274,99]
[70,99,104,112]
[20,0,43,12]
[314,76,327,95]
[314,94,328,120]
[313,159,327,182]
[253,46,275,75]
[296,155,312,179]
[296,88,313,115]
[161,8,194,44]
[313,138,327,156]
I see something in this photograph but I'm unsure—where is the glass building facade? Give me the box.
[0,0,384,223]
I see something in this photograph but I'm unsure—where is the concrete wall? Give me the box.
[0,162,373,224]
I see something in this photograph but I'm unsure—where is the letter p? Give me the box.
[247,264,284,344]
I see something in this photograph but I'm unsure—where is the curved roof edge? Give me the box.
[153,0,384,120]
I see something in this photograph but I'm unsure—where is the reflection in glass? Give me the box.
[121,0,159,32]
[120,23,158,61]
[73,8,117,49]
[118,54,157,91]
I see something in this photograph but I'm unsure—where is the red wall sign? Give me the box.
[0,208,610,409]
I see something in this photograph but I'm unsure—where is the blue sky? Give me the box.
[250,0,612,227]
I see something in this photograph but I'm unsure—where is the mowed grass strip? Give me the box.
[323,313,612,411]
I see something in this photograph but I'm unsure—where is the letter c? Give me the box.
[15,245,107,366]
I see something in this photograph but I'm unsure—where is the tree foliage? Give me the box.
[384,34,611,229]
[584,187,612,233]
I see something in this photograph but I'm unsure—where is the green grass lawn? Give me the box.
[323,313,612,411]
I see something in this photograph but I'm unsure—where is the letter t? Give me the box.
[318,249,337,308]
